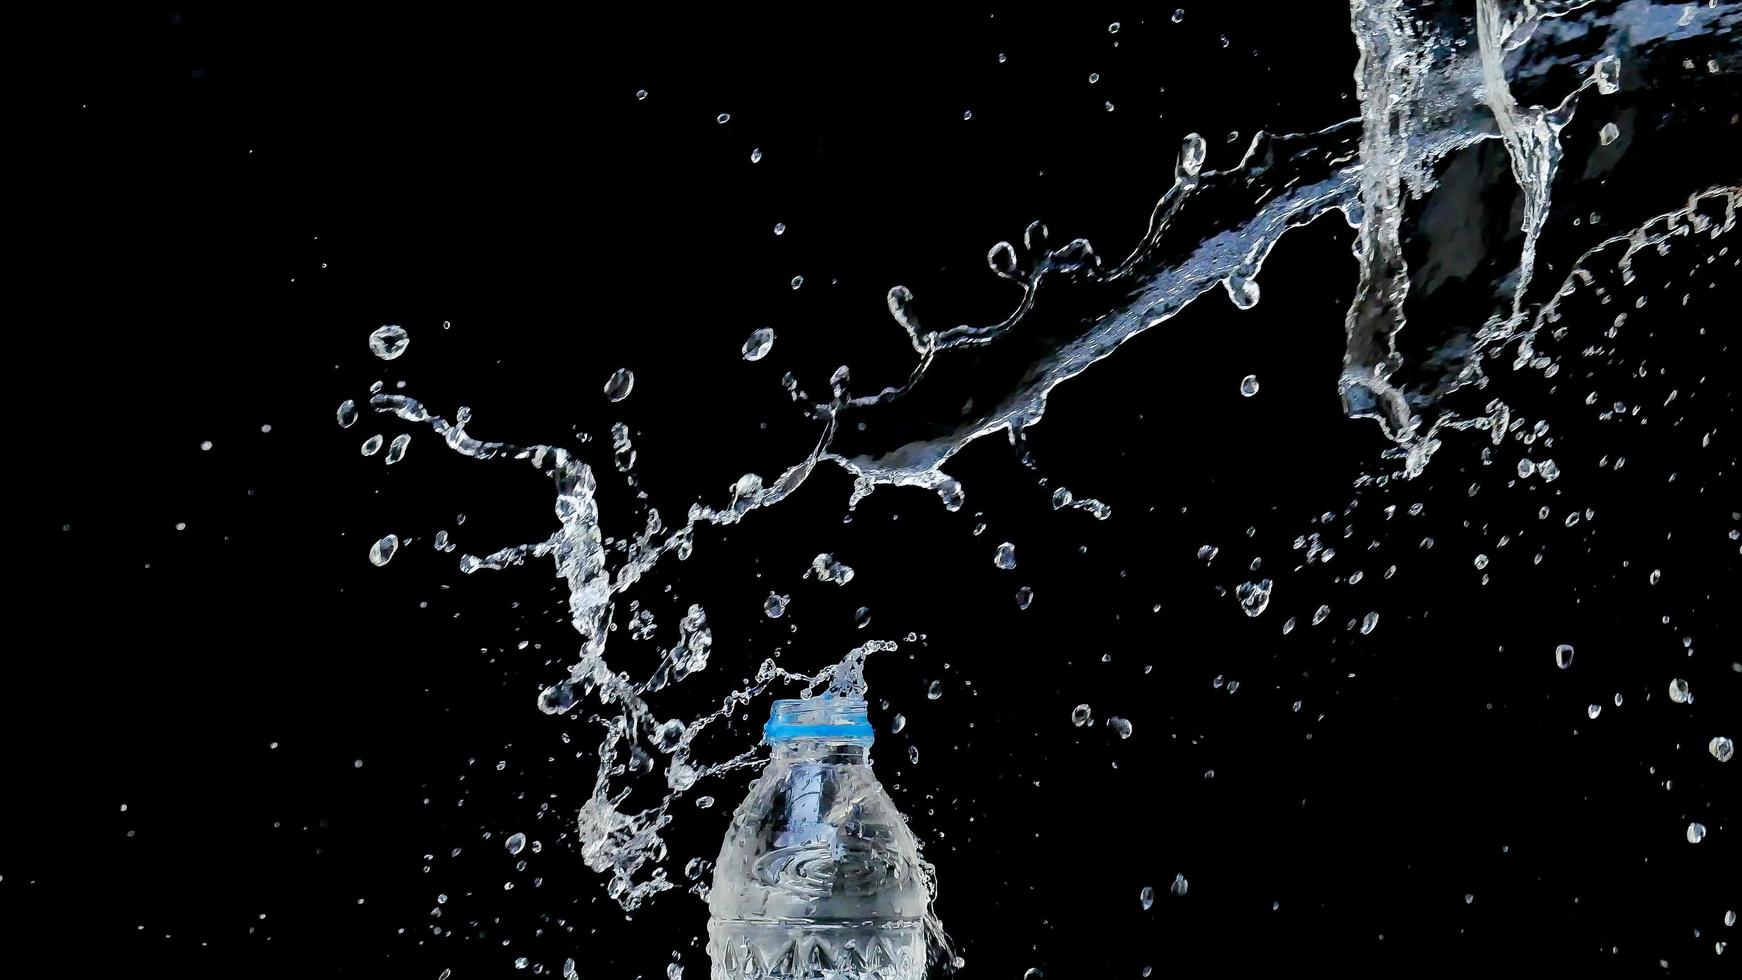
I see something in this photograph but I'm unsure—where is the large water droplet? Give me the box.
[1197,544,1219,561]
[1170,873,1189,896]
[1360,611,1379,635]
[810,553,855,585]
[538,682,576,715]
[603,368,635,403]
[368,534,398,566]
[1071,704,1093,727]
[1235,579,1273,617]
[506,833,526,856]
[1594,55,1621,95]
[1711,736,1735,763]
[1109,716,1133,740]
[1587,704,1602,720]
[1599,122,1619,145]
[385,433,410,465]
[1239,375,1260,397]
[1555,644,1575,669]
[763,593,788,619]
[1687,822,1706,844]
[1140,885,1154,910]
[741,328,775,361]
[927,680,943,700]
[994,542,1017,570]
[369,324,409,360]
[361,434,384,456]
[1669,677,1692,704]
[890,713,907,734]
[337,399,357,428]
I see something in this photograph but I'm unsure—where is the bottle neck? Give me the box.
[771,739,870,764]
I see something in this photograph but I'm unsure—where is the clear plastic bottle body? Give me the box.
[707,698,927,979]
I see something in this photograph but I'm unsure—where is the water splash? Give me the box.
[345,1,1740,970]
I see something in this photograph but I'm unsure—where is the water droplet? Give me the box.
[908,745,920,764]
[809,552,855,585]
[368,534,398,567]
[1016,586,1034,610]
[790,275,804,289]
[385,433,410,465]
[1088,72,1101,84]
[1517,458,1536,478]
[1360,611,1379,635]
[1555,644,1575,669]
[506,833,526,855]
[1170,873,1189,896]
[634,90,648,102]
[603,367,635,402]
[1649,569,1661,585]
[369,324,409,360]
[1024,970,1045,980]
[1226,275,1260,309]
[763,593,788,619]
[1669,678,1692,704]
[1594,55,1621,94]
[1727,910,1737,927]
[1711,736,1734,762]
[716,112,730,124]
[1235,579,1273,617]
[927,680,943,700]
[1239,375,1260,397]
[1140,885,1154,909]
[1599,122,1619,145]
[962,109,973,121]
[741,327,775,361]
[1588,704,1602,720]
[199,440,214,451]
[538,682,576,715]
[1311,604,1330,626]
[1465,893,1475,905]
[854,606,871,629]
[749,147,762,163]
[1109,716,1133,739]
[773,222,786,236]
[994,542,1017,570]
[1071,704,1093,727]
[1172,9,1185,23]
[337,400,357,428]
[1474,554,1489,570]
[1282,617,1296,635]
[891,713,907,734]
[1687,822,1706,844]
[361,434,383,456]
[1108,21,1120,33]
[1538,459,1560,481]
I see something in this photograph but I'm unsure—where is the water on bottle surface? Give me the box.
[708,696,928,979]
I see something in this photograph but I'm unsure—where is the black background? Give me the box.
[13,4,1738,977]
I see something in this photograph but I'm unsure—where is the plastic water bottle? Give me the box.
[707,695,928,979]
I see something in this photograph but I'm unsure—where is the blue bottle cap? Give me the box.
[764,695,874,742]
